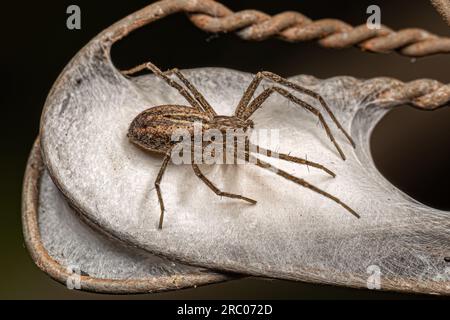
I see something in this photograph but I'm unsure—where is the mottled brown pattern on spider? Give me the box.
[123,62,359,229]
[128,106,209,153]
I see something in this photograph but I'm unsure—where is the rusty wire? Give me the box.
[107,0,450,110]
[376,78,450,110]
[430,0,450,27]
[185,1,450,57]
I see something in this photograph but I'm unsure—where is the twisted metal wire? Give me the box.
[108,0,450,110]
[376,78,450,110]
[186,1,450,57]
[431,0,450,27]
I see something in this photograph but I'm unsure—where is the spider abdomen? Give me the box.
[128,105,212,154]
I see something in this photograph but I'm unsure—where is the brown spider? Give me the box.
[123,62,359,229]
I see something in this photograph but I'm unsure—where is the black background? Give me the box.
[1,0,449,299]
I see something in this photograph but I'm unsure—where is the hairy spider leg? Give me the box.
[163,68,218,117]
[122,62,215,116]
[191,143,257,205]
[244,153,360,219]
[242,85,347,160]
[155,149,173,230]
[247,140,336,178]
[234,71,355,149]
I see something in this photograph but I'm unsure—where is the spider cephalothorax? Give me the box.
[210,116,254,131]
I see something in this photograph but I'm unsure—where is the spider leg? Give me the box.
[245,154,360,219]
[244,86,347,160]
[234,71,355,148]
[191,163,257,205]
[155,150,173,230]
[248,141,336,178]
[163,68,217,117]
[122,62,205,114]
[191,145,256,204]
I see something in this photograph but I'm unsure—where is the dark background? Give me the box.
[1,0,449,299]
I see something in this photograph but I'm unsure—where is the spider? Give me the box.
[123,62,359,229]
